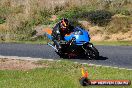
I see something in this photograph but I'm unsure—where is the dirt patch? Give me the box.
[0,58,48,71]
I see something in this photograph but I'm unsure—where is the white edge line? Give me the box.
[74,62,78,64]
[81,63,87,65]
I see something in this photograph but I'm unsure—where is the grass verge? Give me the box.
[0,40,47,44]
[92,41,132,46]
[0,40,132,46]
[0,59,131,88]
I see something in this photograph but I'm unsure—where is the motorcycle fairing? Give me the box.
[64,27,90,45]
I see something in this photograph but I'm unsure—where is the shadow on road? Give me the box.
[63,56,108,60]
[96,56,108,60]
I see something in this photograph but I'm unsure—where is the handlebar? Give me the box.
[68,37,76,45]
[59,37,76,45]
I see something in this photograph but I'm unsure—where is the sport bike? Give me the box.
[45,26,99,59]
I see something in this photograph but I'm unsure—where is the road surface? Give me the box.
[0,43,132,69]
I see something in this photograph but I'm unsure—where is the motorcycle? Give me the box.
[44,26,99,59]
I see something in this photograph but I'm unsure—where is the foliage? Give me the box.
[106,16,131,33]
[80,10,113,26]
[30,9,52,26]
[115,9,131,16]
[59,6,113,26]
[0,0,132,41]
[0,16,6,24]
[7,21,32,41]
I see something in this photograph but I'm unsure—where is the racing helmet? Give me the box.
[60,18,69,30]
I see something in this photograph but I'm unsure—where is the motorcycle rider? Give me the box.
[51,18,74,50]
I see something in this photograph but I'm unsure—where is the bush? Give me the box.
[115,9,131,16]
[58,6,95,28]
[59,7,113,26]
[80,10,113,26]
[106,16,131,33]
[8,20,33,41]
[58,7,80,20]
[70,19,83,27]
[0,16,6,24]
[54,5,64,14]
[58,6,93,20]
[31,9,52,26]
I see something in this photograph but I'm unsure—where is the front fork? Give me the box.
[82,43,93,52]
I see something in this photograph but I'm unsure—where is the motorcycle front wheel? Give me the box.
[85,44,99,59]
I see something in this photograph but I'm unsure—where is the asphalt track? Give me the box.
[0,43,132,69]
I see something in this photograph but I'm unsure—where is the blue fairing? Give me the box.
[64,27,90,45]
[46,33,52,40]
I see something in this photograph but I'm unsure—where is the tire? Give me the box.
[56,52,63,58]
[86,44,99,59]
[55,48,67,58]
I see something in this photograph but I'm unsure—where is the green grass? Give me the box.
[0,40,47,44]
[92,41,132,46]
[0,60,131,88]
[1,40,132,46]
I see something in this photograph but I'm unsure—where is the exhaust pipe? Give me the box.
[47,43,58,52]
